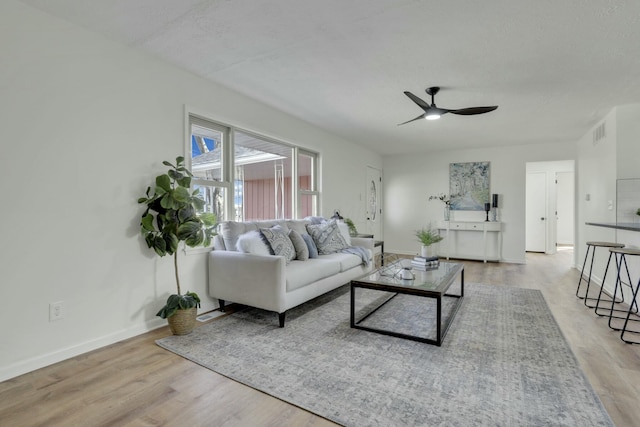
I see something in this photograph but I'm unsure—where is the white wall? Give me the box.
[383,142,576,263]
[0,1,381,381]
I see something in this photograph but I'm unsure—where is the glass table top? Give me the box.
[352,259,463,294]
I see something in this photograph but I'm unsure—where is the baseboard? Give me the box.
[0,318,166,383]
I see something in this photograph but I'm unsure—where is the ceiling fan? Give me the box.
[398,86,498,125]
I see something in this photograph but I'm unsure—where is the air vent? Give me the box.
[592,122,606,145]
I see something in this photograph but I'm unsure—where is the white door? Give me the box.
[556,171,575,246]
[526,172,547,252]
[365,166,382,238]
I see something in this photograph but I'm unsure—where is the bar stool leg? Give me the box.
[576,244,593,299]
[594,252,626,315]
[620,274,640,344]
[606,253,639,330]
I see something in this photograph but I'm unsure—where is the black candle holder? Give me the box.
[484,203,491,221]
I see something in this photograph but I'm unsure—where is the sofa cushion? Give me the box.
[220,220,287,251]
[260,225,296,263]
[288,229,309,261]
[285,219,312,235]
[302,233,319,258]
[286,258,342,291]
[306,220,349,255]
[321,252,365,272]
[236,230,272,256]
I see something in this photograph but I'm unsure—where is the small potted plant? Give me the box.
[344,217,358,236]
[415,226,443,258]
[138,156,217,335]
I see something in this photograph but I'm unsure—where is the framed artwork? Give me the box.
[449,162,490,211]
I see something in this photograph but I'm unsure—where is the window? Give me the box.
[188,113,319,224]
[189,116,230,223]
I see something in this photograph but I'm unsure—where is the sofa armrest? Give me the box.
[351,237,374,251]
[208,251,287,313]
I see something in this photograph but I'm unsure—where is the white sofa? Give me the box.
[208,219,374,326]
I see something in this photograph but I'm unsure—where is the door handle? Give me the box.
[540,217,546,220]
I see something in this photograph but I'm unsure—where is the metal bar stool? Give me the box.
[577,241,624,308]
[595,248,640,336]
[612,248,640,344]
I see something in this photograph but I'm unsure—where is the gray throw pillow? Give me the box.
[260,225,296,263]
[288,229,309,261]
[306,219,349,255]
[302,233,319,258]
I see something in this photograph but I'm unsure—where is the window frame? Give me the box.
[185,107,320,234]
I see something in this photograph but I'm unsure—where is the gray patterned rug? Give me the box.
[156,283,613,426]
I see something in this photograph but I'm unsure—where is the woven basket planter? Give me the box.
[167,307,197,335]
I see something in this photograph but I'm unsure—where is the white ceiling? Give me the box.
[21,0,640,155]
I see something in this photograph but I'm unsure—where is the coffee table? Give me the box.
[350,260,464,346]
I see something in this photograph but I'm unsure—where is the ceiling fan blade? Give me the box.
[397,113,426,126]
[403,91,431,112]
[448,106,498,115]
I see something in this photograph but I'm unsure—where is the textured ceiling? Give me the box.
[20,0,640,155]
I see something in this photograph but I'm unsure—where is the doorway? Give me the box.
[525,161,575,254]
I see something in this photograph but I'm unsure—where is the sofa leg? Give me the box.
[278,312,286,328]
[219,300,226,312]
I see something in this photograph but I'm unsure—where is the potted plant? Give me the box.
[344,217,358,236]
[138,156,217,335]
[415,226,443,258]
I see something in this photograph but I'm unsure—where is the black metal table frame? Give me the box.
[350,267,464,346]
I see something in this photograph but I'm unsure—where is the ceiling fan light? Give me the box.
[425,113,440,120]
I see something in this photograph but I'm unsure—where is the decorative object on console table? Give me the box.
[428,193,452,221]
[331,210,344,222]
[137,156,217,335]
[484,203,491,222]
[492,193,499,221]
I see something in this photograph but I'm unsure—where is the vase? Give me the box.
[421,245,435,258]
[444,205,450,221]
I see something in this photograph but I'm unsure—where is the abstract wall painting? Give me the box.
[449,162,490,211]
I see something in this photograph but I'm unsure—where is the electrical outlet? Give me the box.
[49,301,64,321]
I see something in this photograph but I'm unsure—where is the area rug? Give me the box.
[156,284,614,426]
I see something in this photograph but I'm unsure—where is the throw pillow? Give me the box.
[260,225,296,263]
[302,233,319,258]
[337,222,352,246]
[288,229,309,261]
[306,219,349,255]
[235,230,272,256]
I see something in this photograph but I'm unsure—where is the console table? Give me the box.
[436,221,502,263]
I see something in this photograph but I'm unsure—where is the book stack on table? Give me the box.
[411,255,440,270]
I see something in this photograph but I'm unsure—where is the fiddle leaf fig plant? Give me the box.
[138,156,217,319]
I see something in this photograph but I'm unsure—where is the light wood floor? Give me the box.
[2,249,640,426]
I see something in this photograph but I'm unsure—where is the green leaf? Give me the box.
[141,214,155,231]
[156,174,171,192]
[162,160,175,168]
[177,221,203,247]
[192,196,205,211]
[199,213,217,226]
[176,156,185,165]
[177,175,191,188]
[178,205,196,222]
[163,232,179,254]
[173,186,191,203]
[137,197,148,204]
[168,169,184,182]
[160,192,176,209]
[152,236,167,256]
